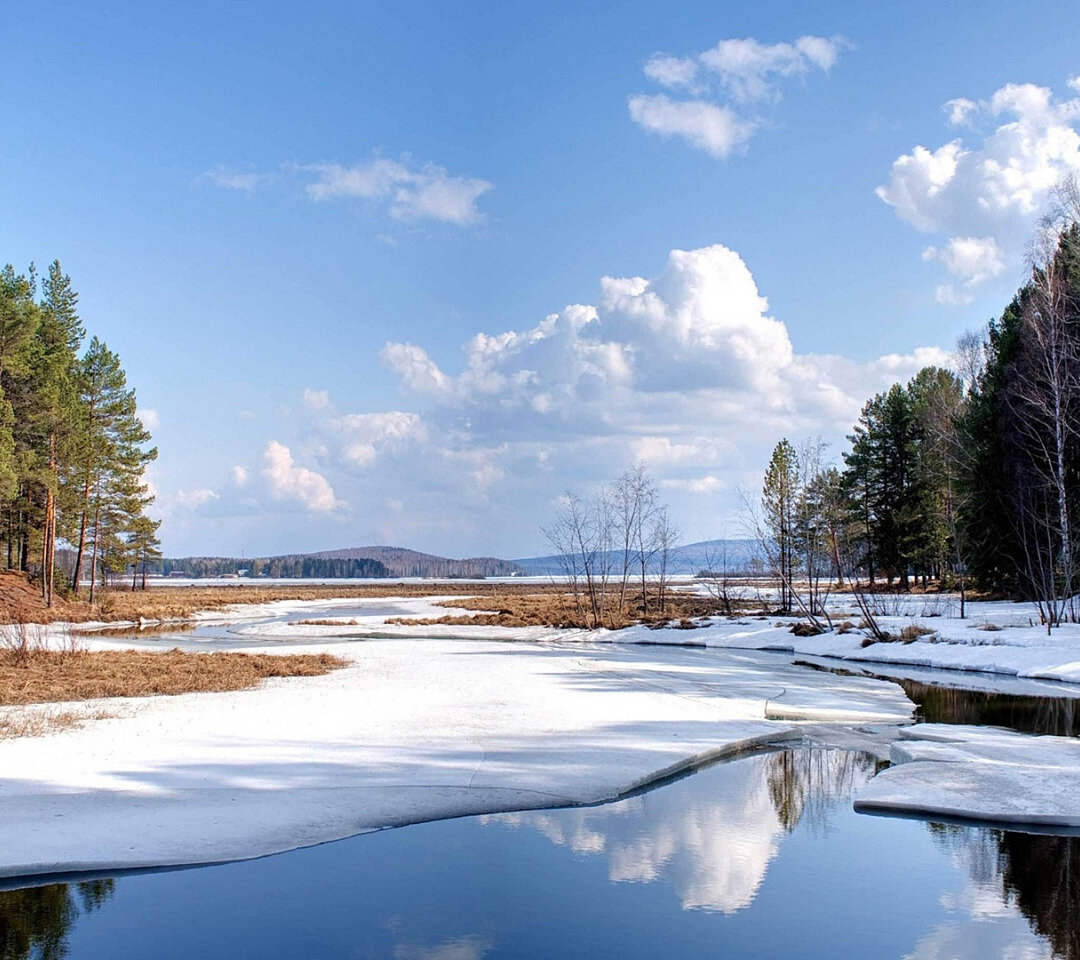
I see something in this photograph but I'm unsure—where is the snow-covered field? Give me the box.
[4,590,1080,879]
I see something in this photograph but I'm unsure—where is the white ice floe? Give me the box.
[856,723,1080,828]
[0,633,915,879]
[548,609,1080,686]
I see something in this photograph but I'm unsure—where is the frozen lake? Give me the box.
[2,746,1072,960]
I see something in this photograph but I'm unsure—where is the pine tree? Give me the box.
[0,265,41,570]
[762,439,799,612]
[29,262,84,604]
[68,338,157,594]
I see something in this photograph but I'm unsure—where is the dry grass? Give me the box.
[387,590,737,630]
[295,618,361,627]
[0,648,346,706]
[0,577,590,625]
[897,623,937,641]
[0,705,115,740]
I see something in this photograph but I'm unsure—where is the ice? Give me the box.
[856,723,1080,828]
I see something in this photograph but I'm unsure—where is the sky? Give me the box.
[4,0,1080,558]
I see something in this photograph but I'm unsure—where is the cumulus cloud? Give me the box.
[232,465,249,487]
[202,165,272,193]
[628,96,756,159]
[661,475,725,493]
[301,388,331,411]
[175,243,950,557]
[631,36,844,157]
[173,488,219,511]
[371,243,945,528]
[139,408,160,431]
[922,236,1006,305]
[262,440,338,511]
[304,158,492,225]
[878,77,1080,303]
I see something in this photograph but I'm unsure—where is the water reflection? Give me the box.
[2,750,1080,958]
[486,749,879,913]
[0,881,113,960]
[901,680,1080,737]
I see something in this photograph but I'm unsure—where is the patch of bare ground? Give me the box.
[0,648,346,706]
[387,591,754,630]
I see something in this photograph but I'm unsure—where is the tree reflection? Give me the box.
[899,680,1080,737]
[0,880,114,960]
[1000,832,1080,959]
[929,823,1080,959]
[765,749,882,833]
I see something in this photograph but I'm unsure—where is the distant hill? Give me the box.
[160,546,523,579]
[304,546,522,578]
[512,539,759,577]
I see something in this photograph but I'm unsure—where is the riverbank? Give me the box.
[6,590,1080,880]
[0,626,914,880]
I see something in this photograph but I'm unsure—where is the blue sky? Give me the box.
[4,0,1080,557]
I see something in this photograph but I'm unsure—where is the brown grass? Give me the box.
[0,705,115,740]
[0,574,592,625]
[295,618,361,627]
[386,590,740,630]
[0,648,346,706]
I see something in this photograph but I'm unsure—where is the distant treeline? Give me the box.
[1,262,158,605]
[159,556,390,579]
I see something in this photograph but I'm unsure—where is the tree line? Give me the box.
[159,556,389,579]
[0,261,158,605]
[758,180,1080,628]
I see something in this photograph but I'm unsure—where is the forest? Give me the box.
[0,261,158,606]
[757,182,1080,626]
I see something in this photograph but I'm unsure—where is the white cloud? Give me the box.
[370,243,943,533]
[202,165,271,193]
[944,97,978,127]
[262,440,338,511]
[661,475,725,493]
[643,55,700,90]
[177,242,949,557]
[630,36,843,157]
[304,158,492,225]
[232,465,249,487]
[380,342,454,396]
[302,388,331,411]
[698,36,843,104]
[878,76,1080,303]
[139,408,160,431]
[173,488,219,511]
[922,236,1006,304]
[628,95,756,159]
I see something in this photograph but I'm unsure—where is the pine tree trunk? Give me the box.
[70,471,92,593]
[88,499,101,605]
[42,433,56,607]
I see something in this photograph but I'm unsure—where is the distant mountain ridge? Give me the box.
[160,546,523,579]
[303,546,522,578]
[511,538,758,577]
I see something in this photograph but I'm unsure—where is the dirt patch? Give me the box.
[0,649,346,706]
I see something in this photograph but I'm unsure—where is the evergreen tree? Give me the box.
[762,439,799,612]
[68,338,157,594]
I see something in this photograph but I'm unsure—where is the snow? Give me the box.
[855,724,1080,828]
[0,633,915,879]
[10,588,1080,879]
